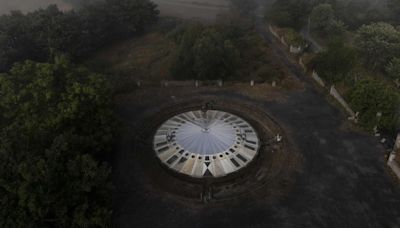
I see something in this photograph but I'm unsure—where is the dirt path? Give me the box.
[152,0,229,21]
[0,0,71,15]
[112,2,400,227]
[113,84,400,228]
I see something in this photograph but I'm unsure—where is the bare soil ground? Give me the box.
[0,0,71,14]
[152,0,229,21]
[87,33,176,81]
[113,83,400,228]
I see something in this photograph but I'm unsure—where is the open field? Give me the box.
[0,0,229,20]
[87,33,176,82]
[153,0,229,21]
[0,0,71,15]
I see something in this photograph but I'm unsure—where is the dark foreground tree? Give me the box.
[0,57,115,227]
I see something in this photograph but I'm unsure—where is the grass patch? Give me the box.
[87,33,177,82]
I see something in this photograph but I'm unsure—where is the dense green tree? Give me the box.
[356,22,400,71]
[310,3,335,32]
[0,11,46,72]
[311,40,357,83]
[0,134,112,228]
[333,0,389,29]
[310,3,346,36]
[170,23,204,79]
[0,0,159,72]
[0,58,115,227]
[267,0,320,29]
[386,57,400,81]
[171,25,240,80]
[350,79,399,132]
[193,29,240,80]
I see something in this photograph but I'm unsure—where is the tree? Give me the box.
[0,58,115,227]
[0,11,47,72]
[0,134,113,227]
[0,0,159,72]
[267,0,319,29]
[311,40,357,83]
[386,57,400,81]
[310,3,346,36]
[310,3,335,32]
[356,22,400,71]
[349,79,399,132]
[171,25,240,80]
[193,29,240,80]
[170,23,204,79]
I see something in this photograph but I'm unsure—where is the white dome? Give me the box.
[153,110,260,178]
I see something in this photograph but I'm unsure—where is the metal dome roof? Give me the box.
[153,110,259,178]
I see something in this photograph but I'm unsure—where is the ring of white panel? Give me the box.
[153,110,260,178]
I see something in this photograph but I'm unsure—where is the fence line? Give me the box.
[330,86,356,117]
[388,134,400,179]
[135,80,277,88]
[311,71,325,88]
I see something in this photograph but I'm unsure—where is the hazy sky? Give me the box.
[0,0,72,15]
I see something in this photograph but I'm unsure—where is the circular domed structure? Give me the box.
[153,110,260,178]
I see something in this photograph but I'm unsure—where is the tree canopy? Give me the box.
[310,3,346,36]
[0,58,115,227]
[355,22,400,71]
[311,40,357,83]
[267,0,316,29]
[171,24,240,80]
[386,57,400,81]
[350,79,399,133]
[0,0,159,72]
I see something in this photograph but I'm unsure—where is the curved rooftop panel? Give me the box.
[153,110,260,178]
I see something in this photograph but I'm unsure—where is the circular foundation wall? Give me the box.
[153,110,260,178]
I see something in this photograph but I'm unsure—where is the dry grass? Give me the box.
[152,0,229,21]
[88,33,177,82]
[0,0,72,14]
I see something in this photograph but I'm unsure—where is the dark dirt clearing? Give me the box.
[112,83,400,228]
